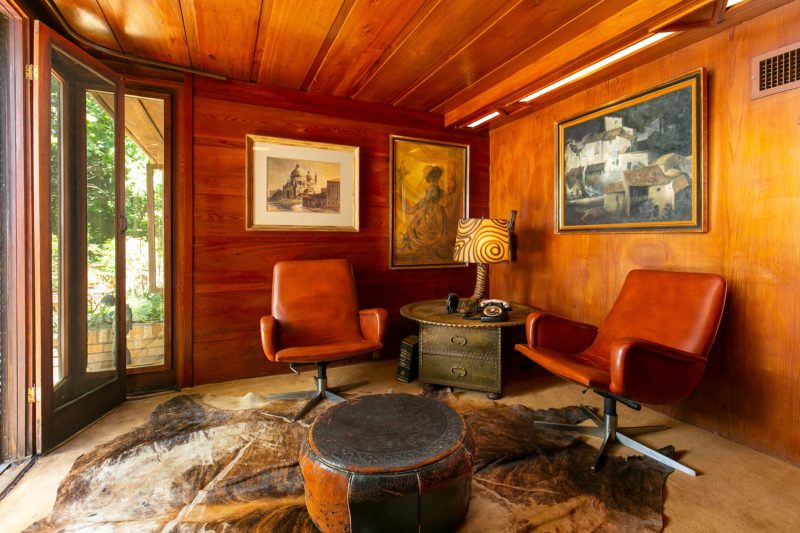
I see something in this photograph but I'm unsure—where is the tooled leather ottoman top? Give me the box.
[308,393,467,474]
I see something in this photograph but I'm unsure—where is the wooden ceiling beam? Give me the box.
[392,0,604,111]
[472,0,791,131]
[303,0,429,97]
[436,0,714,127]
[347,0,443,99]
[354,0,527,105]
[300,0,357,91]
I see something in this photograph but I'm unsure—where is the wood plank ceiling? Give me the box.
[39,0,784,127]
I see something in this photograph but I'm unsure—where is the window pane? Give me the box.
[50,74,63,384]
[124,95,165,369]
[85,91,116,374]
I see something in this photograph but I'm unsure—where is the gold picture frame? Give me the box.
[246,135,359,231]
[556,69,706,233]
[389,135,469,269]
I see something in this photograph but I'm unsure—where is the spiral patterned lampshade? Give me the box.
[453,218,510,264]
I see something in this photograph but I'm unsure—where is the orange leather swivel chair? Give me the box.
[516,270,726,476]
[260,259,387,421]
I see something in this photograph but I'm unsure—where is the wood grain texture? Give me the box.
[304,0,428,96]
[180,0,262,79]
[253,0,344,88]
[48,0,122,51]
[43,0,790,130]
[488,2,800,465]
[393,0,607,110]
[94,0,189,66]
[434,0,709,121]
[192,77,489,385]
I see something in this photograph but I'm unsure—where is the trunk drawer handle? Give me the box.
[450,366,467,377]
[450,336,467,346]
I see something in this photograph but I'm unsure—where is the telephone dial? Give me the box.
[477,299,512,322]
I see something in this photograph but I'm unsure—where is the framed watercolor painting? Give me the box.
[555,69,706,233]
[389,135,469,269]
[246,135,359,231]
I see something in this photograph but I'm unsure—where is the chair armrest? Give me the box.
[359,308,388,345]
[609,337,706,404]
[525,311,598,354]
[260,315,278,361]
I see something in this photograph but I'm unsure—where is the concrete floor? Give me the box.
[1,359,799,532]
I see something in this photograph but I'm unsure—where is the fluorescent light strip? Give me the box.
[519,32,674,103]
[466,111,500,128]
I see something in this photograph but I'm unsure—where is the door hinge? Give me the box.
[25,64,38,81]
[27,385,41,403]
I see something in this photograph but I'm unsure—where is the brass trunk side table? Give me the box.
[400,300,534,400]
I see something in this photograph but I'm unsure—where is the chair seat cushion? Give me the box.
[516,344,611,391]
[274,339,381,363]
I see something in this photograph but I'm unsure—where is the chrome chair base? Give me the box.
[264,362,364,421]
[534,395,697,476]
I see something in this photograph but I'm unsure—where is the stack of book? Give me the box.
[396,335,419,383]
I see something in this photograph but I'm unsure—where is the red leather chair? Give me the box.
[260,259,387,420]
[516,269,726,476]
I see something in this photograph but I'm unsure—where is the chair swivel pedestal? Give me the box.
[264,362,349,421]
[534,392,698,476]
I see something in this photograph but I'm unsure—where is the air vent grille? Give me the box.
[752,42,800,99]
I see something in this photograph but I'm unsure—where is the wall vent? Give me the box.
[752,41,800,99]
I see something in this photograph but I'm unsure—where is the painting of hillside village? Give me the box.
[557,73,703,232]
[266,157,341,214]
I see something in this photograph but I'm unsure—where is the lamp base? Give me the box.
[457,263,488,315]
[456,297,479,315]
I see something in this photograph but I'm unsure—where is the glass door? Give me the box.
[33,23,125,452]
[123,91,174,393]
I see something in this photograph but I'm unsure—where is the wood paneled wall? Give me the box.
[192,78,489,385]
[489,2,800,464]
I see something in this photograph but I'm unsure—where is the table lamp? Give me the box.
[452,212,515,314]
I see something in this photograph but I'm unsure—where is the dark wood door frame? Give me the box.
[32,22,126,453]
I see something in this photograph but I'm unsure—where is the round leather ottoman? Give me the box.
[299,393,475,533]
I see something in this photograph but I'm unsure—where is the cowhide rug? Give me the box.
[26,391,672,532]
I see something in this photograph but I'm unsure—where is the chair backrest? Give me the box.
[591,270,727,359]
[272,259,364,348]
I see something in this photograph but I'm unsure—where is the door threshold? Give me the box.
[0,456,37,501]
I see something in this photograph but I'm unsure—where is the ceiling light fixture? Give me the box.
[518,32,674,104]
[466,111,501,128]
[726,0,745,7]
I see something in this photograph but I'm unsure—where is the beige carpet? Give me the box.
[26,391,672,532]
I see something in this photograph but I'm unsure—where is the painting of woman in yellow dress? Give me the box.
[390,136,468,268]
